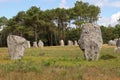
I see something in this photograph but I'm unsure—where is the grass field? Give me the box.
[0,45,120,80]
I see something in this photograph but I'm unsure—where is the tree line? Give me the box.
[0,1,101,47]
[101,24,120,43]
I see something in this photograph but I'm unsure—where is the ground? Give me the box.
[0,45,120,80]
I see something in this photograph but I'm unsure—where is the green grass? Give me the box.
[0,46,120,80]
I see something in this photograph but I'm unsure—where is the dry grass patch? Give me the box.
[0,45,120,80]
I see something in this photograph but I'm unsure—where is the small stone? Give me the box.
[33,41,38,48]
[60,40,64,46]
[38,40,44,47]
[27,41,31,48]
[74,40,78,46]
[68,40,73,46]
[108,40,116,46]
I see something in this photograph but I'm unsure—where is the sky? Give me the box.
[0,0,120,26]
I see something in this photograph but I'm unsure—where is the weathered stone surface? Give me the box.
[74,40,78,46]
[114,39,120,53]
[68,40,73,46]
[108,40,116,46]
[116,39,120,47]
[60,40,64,46]
[27,41,31,48]
[38,40,44,47]
[114,47,120,53]
[33,41,38,48]
[78,23,103,61]
[114,38,118,42]
[7,35,29,60]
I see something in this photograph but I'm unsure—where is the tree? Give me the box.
[53,8,69,42]
[0,16,8,26]
[41,9,57,45]
[0,16,8,47]
[0,1,102,47]
[100,26,115,43]
[25,6,43,42]
[114,24,120,38]
[73,1,100,27]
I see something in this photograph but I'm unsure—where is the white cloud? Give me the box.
[82,0,108,7]
[111,12,120,25]
[59,0,68,8]
[94,0,108,7]
[81,0,120,26]
[98,17,110,26]
[98,12,120,26]
[95,0,120,8]
[82,0,120,8]
[108,1,120,7]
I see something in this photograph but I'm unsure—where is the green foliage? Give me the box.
[101,24,120,43]
[65,27,81,42]
[0,16,8,26]
[73,1,100,26]
[0,1,101,47]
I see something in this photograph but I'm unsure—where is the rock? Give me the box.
[33,41,38,48]
[108,40,116,46]
[114,39,120,53]
[114,47,120,53]
[7,35,29,60]
[38,40,44,47]
[74,40,78,46]
[60,40,64,46]
[68,40,73,46]
[78,23,103,61]
[27,41,31,48]
[114,38,118,42]
[116,39,120,47]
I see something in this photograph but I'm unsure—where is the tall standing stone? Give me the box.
[114,38,120,53]
[7,35,29,60]
[60,40,64,46]
[78,23,103,61]
[116,39,120,47]
[38,40,44,47]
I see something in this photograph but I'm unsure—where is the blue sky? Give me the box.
[0,0,120,26]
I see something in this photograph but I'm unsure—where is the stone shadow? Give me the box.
[100,54,116,60]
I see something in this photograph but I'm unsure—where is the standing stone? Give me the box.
[27,41,31,48]
[114,47,120,53]
[33,41,38,48]
[74,40,78,46]
[60,40,64,46]
[108,40,116,46]
[78,23,103,61]
[114,38,118,42]
[7,35,29,60]
[114,38,120,53]
[116,38,120,47]
[38,40,44,47]
[68,40,73,46]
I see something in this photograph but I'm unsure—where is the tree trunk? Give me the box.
[34,26,37,42]
[54,32,58,45]
[50,33,53,46]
